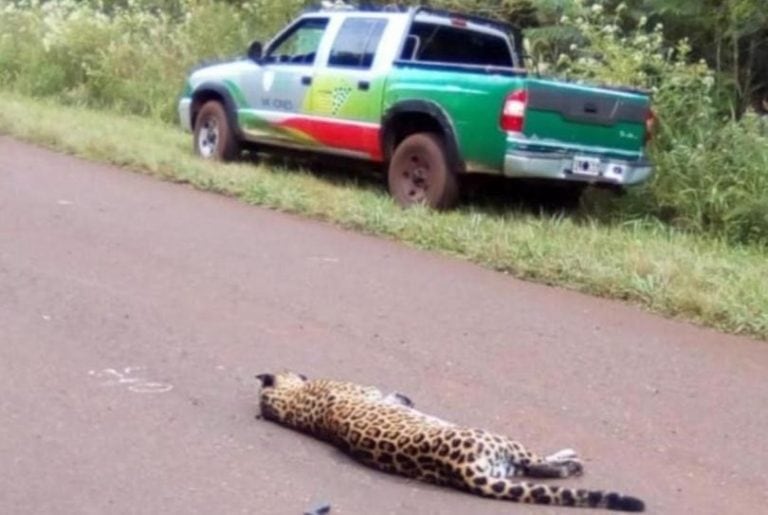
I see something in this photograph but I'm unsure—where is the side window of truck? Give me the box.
[402,22,513,67]
[328,18,388,69]
[263,17,329,65]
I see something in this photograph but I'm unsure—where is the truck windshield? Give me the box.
[402,22,513,67]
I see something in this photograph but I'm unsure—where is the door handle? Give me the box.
[301,76,312,86]
[357,80,370,91]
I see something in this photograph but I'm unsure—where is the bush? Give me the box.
[0,0,305,120]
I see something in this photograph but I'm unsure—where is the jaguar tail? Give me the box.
[474,479,644,512]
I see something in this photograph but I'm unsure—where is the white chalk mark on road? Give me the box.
[308,256,340,264]
[89,367,173,393]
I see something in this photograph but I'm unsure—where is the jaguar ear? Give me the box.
[255,373,275,388]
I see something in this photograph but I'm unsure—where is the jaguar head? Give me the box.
[255,371,309,423]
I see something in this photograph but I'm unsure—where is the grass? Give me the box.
[1,90,766,340]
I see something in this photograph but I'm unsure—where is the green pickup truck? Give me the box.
[178,5,654,208]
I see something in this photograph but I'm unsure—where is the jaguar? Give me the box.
[256,371,644,512]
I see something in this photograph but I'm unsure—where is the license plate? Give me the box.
[572,155,602,176]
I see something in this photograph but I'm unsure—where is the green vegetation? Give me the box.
[0,0,766,338]
[0,0,294,120]
[2,91,766,339]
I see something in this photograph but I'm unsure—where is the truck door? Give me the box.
[303,17,389,160]
[240,17,329,146]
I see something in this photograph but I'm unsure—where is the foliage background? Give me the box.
[0,0,767,246]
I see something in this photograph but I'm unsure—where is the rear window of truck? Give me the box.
[402,22,513,67]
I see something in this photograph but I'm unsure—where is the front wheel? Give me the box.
[387,133,459,209]
[193,101,240,161]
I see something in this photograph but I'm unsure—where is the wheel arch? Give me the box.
[190,83,242,138]
[380,101,464,173]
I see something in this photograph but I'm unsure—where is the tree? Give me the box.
[635,0,767,113]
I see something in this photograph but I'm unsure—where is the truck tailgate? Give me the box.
[523,78,650,157]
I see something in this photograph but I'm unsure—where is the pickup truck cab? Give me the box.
[179,5,654,208]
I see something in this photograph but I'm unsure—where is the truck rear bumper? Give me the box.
[503,150,652,186]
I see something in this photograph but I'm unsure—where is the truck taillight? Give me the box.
[645,108,656,145]
[501,89,527,133]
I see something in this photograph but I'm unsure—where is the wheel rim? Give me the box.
[197,117,219,158]
[401,153,431,203]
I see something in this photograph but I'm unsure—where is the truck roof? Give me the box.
[295,2,524,70]
[308,3,519,36]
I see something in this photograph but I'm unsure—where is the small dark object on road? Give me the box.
[303,501,331,515]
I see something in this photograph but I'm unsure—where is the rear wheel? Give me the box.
[193,101,240,161]
[387,133,459,209]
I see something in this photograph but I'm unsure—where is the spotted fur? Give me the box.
[256,372,644,512]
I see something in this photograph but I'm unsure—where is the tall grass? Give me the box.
[0,0,767,247]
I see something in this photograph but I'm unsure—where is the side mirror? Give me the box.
[247,41,263,62]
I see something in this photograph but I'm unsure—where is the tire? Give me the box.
[193,101,240,161]
[387,133,459,209]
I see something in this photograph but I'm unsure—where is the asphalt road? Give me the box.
[1,136,767,515]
